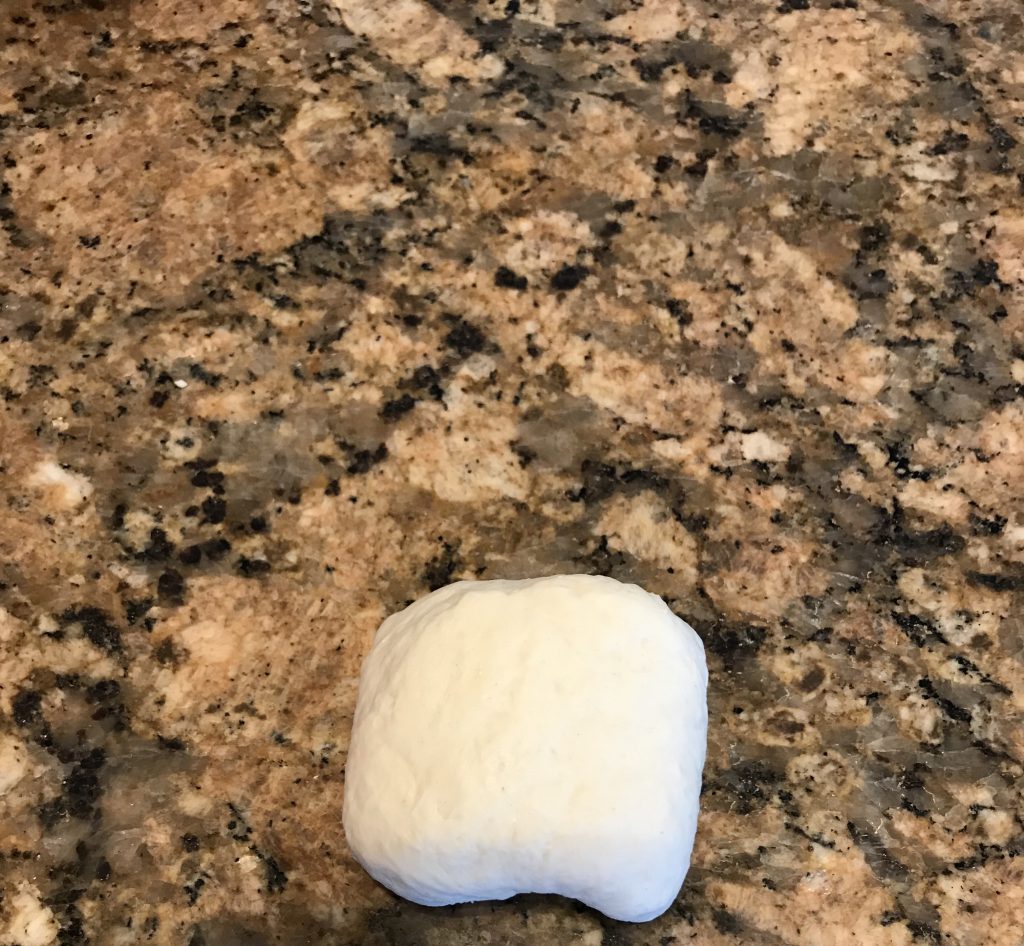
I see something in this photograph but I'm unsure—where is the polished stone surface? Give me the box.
[1,1,1022,944]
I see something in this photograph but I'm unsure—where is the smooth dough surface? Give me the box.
[343,574,708,922]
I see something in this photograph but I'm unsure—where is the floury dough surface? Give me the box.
[1,0,1023,944]
[343,575,708,922]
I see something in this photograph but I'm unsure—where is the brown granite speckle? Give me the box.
[1,0,1023,944]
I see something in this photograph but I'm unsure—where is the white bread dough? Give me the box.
[343,575,708,922]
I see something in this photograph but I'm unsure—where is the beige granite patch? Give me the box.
[598,493,699,582]
[7,91,324,301]
[328,0,503,85]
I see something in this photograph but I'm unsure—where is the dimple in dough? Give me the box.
[343,574,708,923]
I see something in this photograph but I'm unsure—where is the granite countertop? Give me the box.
[1,0,1022,944]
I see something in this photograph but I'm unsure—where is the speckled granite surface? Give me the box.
[1,0,1022,944]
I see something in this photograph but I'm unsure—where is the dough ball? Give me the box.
[343,574,708,922]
